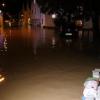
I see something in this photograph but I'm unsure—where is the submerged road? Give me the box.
[0,26,100,100]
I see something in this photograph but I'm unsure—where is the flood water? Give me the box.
[0,26,100,100]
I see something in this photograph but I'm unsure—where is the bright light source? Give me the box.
[28,18,31,24]
[0,74,5,83]
[21,14,24,17]
[0,10,2,14]
[0,77,5,82]
[75,20,83,26]
[65,33,72,36]
[52,14,56,19]
[9,22,11,27]
[2,3,5,7]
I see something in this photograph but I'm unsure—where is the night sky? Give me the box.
[0,0,31,16]
[4,0,25,13]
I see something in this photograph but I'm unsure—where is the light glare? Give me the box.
[0,10,2,14]
[52,14,56,19]
[0,74,5,83]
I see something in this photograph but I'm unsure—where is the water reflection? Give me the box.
[0,27,99,100]
[32,27,41,55]
[77,29,94,51]
[0,26,95,55]
[51,37,56,48]
[30,27,94,53]
[78,30,83,40]
[0,27,8,55]
[78,30,93,43]
[65,39,72,47]
[31,27,56,54]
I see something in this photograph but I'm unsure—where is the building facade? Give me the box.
[19,0,55,28]
[31,0,55,28]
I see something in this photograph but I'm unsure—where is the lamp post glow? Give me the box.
[52,14,57,19]
[2,3,5,7]
[0,74,5,83]
[0,10,2,14]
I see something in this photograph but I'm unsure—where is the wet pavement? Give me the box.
[0,26,100,100]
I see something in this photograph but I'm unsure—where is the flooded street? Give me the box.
[0,26,100,100]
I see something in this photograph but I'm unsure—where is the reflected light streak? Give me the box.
[0,74,5,83]
[66,39,72,47]
[52,37,56,47]
[78,30,83,40]
[0,34,4,48]
[0,35,8,51]
[42,29,46,44]
[66,39,72,43]
[4,38,8,51]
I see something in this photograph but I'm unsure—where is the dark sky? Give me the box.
[1,0,31,15]
[4,0,24,13]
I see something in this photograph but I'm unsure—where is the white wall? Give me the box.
[42,14,55,28]
[31,0,55,28]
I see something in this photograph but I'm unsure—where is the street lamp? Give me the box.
[52,13,57,19]
[2,3,5,7]
[0,10,2,14]
[0,2,6,14]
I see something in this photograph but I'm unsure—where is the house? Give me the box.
[42,13,55,28]
[19,0,55,28]
[31,0,42,26]
[31,0,55,28]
